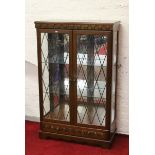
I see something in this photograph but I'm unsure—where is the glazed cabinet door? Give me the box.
[37,29,73,124]
[73,30,112,129]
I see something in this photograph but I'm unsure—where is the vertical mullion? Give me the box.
[71,30,77,125]
[69,30,75,124]
[37,30,44,122]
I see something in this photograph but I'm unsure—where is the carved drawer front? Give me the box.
[41,122,109,140]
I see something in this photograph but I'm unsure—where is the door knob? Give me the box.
[73,74,77,82]
[69,74,77,83]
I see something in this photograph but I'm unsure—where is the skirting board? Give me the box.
[25,115,129,135]
[25,115,40,122]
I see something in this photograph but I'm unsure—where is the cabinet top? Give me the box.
[34,20,120,31]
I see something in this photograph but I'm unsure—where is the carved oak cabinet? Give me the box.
[35,21,120,148]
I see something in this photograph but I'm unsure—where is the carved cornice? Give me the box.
[35,22,120,31]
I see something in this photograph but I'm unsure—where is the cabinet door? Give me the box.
[73,30,112,128]
[37,29,73,123]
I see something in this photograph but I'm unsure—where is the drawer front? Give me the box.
[41,122,109,140]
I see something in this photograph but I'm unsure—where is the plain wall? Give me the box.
[25,0,129,134]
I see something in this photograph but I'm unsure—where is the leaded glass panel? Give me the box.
[76,34,107,126]
[41,32,70,122]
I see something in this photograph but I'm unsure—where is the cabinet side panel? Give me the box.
[105,32,113,133]
[110,30,119,133]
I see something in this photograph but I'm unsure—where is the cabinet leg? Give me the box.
[39,131,48,139]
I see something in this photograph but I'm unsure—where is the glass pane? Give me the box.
[77,34,107,126]
[41,32,70,122]
[111,32,117,123]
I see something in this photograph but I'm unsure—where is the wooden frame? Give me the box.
[35,21,120,148]
[73,30,112,131]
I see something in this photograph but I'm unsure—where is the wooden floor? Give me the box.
[44,102,106,126]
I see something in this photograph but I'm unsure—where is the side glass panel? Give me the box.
[41,32,70,122]
[76,34,107,126]
[111,31,117,123]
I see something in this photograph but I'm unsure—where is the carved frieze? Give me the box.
[35,23,115,31]
[42,123,108,139]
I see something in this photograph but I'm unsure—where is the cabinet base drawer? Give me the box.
[39,130,116,148]
[41,121,111,140]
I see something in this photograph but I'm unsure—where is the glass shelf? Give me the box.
[42,52,107,67]
[43,78,106,99]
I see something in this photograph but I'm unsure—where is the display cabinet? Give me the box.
[35,21,120,148]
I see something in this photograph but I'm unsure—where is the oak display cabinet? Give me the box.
[35,21,120,148]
